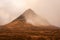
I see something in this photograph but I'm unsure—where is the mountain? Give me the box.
[3,9,51,30]
[0,9,60,40]
[20,9,50,26]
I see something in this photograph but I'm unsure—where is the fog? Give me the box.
[0,0,28,25]
[27,0,60,27]
[0,0,60,27]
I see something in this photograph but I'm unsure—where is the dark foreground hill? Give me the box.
[0,9,60,40]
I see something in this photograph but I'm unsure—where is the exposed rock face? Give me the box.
[0,9,60,40]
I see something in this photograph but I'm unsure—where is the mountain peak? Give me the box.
[22,9,36,16]
[19,9,50,26]
[14,9,37,22]
[24,9,34,13]
[5,9,50,27]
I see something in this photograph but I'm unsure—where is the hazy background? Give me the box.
[0,0,60,27]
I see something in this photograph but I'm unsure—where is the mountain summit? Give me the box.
[17,9,50,26]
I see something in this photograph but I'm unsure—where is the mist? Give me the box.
[0,0,60,27]
[27,0,60,27]
[0,0,28,25]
